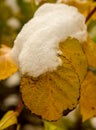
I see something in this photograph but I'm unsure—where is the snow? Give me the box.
[11,3,87,77]
[5,0,20,13]
[7,17,21,29]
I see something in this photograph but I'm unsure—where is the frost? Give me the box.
[11,3,87,77]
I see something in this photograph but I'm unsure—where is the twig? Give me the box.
[86,6,96,23]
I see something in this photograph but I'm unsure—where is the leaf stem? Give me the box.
[15,101,23,115]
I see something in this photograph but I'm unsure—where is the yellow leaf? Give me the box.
[82,38,96,68]
[0,111,18,130]
[59,38,88,84]
[44,121,59,130]
[0,45,18,80]
[20,38,88,121]
[80,71,96,122]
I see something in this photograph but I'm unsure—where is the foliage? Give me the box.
[0,45,18,80]
[20,38,87,121]
[80,71,96,122]
[0,111,18,130]
[0,1,16,47]
[0,0,96,129]
[88,20,96,42]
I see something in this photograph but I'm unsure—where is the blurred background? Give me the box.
[0,0,96,130]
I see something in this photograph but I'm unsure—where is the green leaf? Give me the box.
[44,121,63,130]
[17,0,33,24]
[88,20,96,43]
[44,117,74,130]
[0,111,18,130]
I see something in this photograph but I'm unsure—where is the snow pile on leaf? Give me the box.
[11,3,88,121]
[11,3,87,77]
